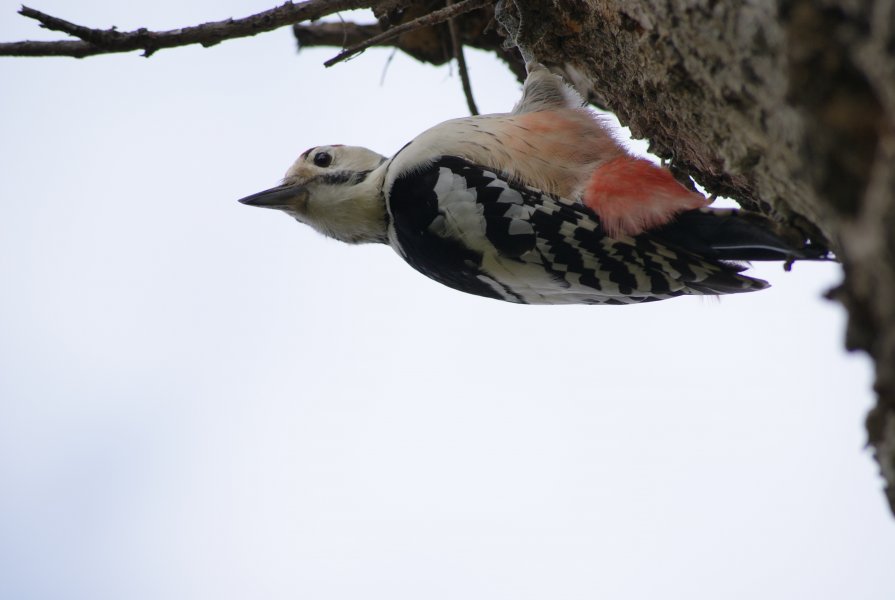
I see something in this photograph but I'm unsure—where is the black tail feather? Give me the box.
[652,208,832,263]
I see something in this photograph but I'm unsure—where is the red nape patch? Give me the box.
[583,157,709,237]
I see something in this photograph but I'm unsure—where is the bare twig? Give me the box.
[295,20,452,66]
[18,5,113,45]
[323,0,491,67]
[446,0,478,115]
[292,12,528,83]
[0,0,373,58]
[294,21,382,51]
[380,47,398,85]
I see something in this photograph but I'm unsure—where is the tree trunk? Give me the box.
[493,0,895,514]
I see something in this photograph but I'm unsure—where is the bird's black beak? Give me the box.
[238,184,308,210]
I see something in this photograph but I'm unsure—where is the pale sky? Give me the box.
[1,2,893,599]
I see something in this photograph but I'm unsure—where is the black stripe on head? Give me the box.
[319,170,372,186]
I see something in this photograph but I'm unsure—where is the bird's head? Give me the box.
[239,145,389,244]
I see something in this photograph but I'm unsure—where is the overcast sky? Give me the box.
[1,2,893,599]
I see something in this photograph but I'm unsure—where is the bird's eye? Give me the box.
[313,151,333,168]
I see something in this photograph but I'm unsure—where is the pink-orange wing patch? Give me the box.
[583,157,709,237]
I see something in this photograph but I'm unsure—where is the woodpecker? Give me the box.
[239,64,826,305]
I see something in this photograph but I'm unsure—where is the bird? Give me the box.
[238,63,826,305]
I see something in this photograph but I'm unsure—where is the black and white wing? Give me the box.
[385,156,768,305]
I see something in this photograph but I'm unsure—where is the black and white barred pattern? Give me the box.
[386,156,766,305]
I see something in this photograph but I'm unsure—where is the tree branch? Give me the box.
[323,0,491,67]
[446,0,478,115]
[292,12,528,83]
[0,0,375,58]
[294,21,382,51]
